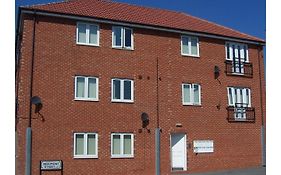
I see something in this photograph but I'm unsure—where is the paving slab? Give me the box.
[186,166,266,175]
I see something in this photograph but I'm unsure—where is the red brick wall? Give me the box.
[16,14,265,175]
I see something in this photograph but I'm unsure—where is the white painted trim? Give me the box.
[73,132,98,158]
[112,26,134,50]
[111,78,134,103]
[76,22,100,46]
[170,133,187,171]
[225,41,249,62]
[21,9,265,46]
[182,83,201,105]
[181,35,200,57]
[74,76,99,101]
[111,133,134,158]
[227,87,251,107]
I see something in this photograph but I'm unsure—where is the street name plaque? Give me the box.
[40,160,62,170]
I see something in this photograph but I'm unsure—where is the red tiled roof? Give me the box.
[22,0,264,43]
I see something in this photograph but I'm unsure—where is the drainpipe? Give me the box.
[155,57,160,175]
[258,46,266,167]
[25,11,37,175]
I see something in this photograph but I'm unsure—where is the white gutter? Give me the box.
[21,9,265,46]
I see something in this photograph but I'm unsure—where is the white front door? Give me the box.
[171,133,187,171]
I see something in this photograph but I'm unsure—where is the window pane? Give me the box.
[226,43,230,59]
[124,28,132,47]
[78,24,86,43]
[76,77,85,98]
[89,25,98,44]
[191,37,198,55]
[124,80,131,100]
[88,78,97,99]
[193,84,200,104]
[244,89,249,106]
[123,135,132,155]
[113,80,121,100]
[113,27,122,47]
[228,88,233,105]
[183,84,191,103]
[87,134,96,155]
[112,135,121,155]
[182,37,189,54]
[75,134,84,155]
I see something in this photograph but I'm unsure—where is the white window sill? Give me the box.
[74,155,98,159]
[111,99,134,103]
[74,98,99,102]
[181,53,200,58]
[112,46,134,51]
[111,155,134,159]
[182,103,201,106]
[76,42,100,47]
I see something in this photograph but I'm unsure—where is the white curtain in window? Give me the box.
[87,134,96,155]
[75,134,84,155]
[183,84,191,103]
[78,24,86,43]
[123,135,131,154]
[89,25,98,44]
[191,37,198,55]
[88,78,96,99]
[193,84,200,104]
[182,37,189,54]
[113,135,121,154]
[76,77,85,98]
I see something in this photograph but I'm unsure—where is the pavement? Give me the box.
[187,166,266,175]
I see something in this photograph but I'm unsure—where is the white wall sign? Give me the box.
[193,140,214,153]
[40,160,62,170]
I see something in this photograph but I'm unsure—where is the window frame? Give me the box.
[73,132,98,159]
[76,22,100,46]
[227,87,251,107]
[74,76,99,101]
[111,78,134,103]
[182,83,201,105]
[111,133,134,158]
[225,42,249,62]
[112,26,134,50]
[181,35,200,57]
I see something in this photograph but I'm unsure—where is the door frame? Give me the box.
[170,133,187,171]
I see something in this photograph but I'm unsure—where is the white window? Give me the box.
[181,35,199,57]
[76,22,99,46]
[75,76,99,101]
[225,42,249,62]
[74,133,98,158]
[227,87,251,107]
[182,83,201,105]
[111,133,134,158]
[111,78,134,102]
[112,26,133,49]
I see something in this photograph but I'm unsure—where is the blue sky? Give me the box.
[16,0,265,40]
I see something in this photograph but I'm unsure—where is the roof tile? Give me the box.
[22,0,264,43]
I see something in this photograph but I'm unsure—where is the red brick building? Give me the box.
[15,0,266,174]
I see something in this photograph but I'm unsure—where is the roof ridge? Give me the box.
[180,12,261,41]
[20,0,76,8]
[98,0,185,15]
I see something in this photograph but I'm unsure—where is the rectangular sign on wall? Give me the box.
[40,160,62,170]
[193,140,214,153]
